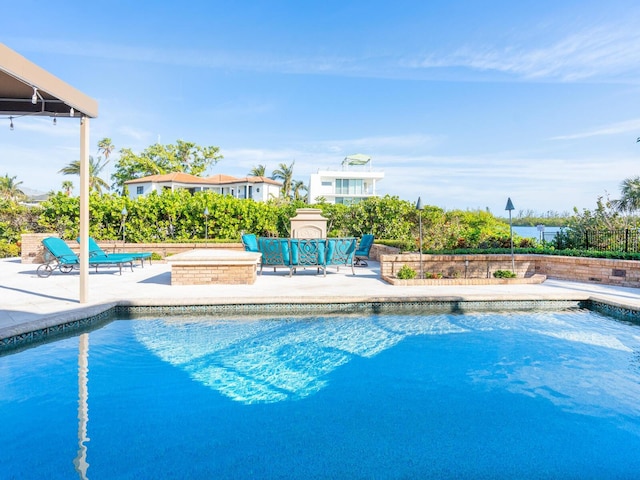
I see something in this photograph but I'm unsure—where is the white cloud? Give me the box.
[13,18,640,84]
[406,23,640,82]
[550,118,640,140]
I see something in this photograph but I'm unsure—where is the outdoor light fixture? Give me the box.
[537,224,545,243]
[69,107,74,117]
[416,197,424,279]
[505,197,515,272]
[121,207,128,243]
[9,116,14,130]
[53,116,57,126]
[31,87,38,104]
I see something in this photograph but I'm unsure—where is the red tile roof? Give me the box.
[125,172,211,184]
[125,172,283,187]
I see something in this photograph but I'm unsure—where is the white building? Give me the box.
[307,154,384,205]
[125,172,282,202]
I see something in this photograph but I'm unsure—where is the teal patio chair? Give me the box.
[38,237,135,278]
[241,233,259,253]
[354,234,374,266]
[78,237,152,267]
[290,238,327,276]
[258,237,293,276]
[326,237,357,275]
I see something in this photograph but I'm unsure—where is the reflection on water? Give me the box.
[73,333,90,480]
[133,311,640,416]
[133,314,467,404]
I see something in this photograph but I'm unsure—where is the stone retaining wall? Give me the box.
[369,244,398,262]
[20,233,50,264]
[535,255,640,286]
[380,253,640,287]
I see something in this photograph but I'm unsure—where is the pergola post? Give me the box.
[79,117,90,303]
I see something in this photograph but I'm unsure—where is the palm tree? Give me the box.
[58,156,110,194]
[61,180,74,196]
[613,176,640,224]
[97,137,115,162]
[249,164,267,177]
[613,176,640,213]
[291,180,308,202]
[271,161,295,199]
[0,174,25,201]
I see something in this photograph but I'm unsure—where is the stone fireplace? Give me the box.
[290,208,328,238]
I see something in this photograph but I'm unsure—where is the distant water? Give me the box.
[512,225,563,241]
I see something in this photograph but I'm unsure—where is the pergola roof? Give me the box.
[1,43,98,304]
[0,43,98,118]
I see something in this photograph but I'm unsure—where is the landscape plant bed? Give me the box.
[382,273,547,286]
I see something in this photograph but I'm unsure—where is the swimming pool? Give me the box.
[2,308,640,479]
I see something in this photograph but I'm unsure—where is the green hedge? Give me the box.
[0,192,556,258]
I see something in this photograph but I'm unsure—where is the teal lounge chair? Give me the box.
[354,234,374,266]
[78,237,152,267]
[38,237,135,278]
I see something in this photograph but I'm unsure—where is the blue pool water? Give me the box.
[2,309,640,479]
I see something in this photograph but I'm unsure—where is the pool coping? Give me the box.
[2,294,639,354]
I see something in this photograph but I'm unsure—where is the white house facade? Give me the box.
[307,154,384,205]
[125,172,282,201]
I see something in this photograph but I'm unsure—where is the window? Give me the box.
[136,186,144,195]
[321,181,332,187]
[335,179,363,195]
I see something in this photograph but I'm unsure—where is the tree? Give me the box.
[61,180,74,196]
[111,140,223,192]
[291,180,308,202]
[613,176,640,220]
[97,137,115,161]
[249,164,267,177]
[272,161,295,199]
[0,174,25,201]
[58,156,110,194]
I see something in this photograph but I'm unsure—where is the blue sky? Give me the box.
[2,0,640,215]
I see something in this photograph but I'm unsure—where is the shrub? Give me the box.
[493,270,516,278]
[0,240,20,258]
[396,264,417,279]
[425,272,443,279]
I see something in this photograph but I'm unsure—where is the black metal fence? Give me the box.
[551,229,640,253]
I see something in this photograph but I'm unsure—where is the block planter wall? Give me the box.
[380,254,536,280]
[535,255,640,287]
[380,253,640,288]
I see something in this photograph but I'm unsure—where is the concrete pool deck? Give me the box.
[2,256,640,340]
